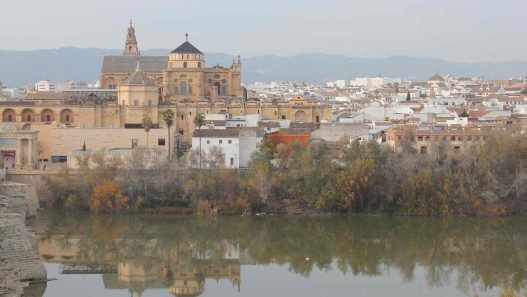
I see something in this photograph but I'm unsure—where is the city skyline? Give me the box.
[1,0,526,63]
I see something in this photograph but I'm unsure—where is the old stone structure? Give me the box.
[0,182,47,297]
[384,124,506,154]
[101,23,243,101]
[0,123,39,170]
[0,23,332,163]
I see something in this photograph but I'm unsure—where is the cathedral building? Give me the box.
[0,23,332,164]
[100,22,244,101]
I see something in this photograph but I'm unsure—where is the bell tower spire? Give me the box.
[123,20,140,56]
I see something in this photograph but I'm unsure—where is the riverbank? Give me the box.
[15,133,527,216]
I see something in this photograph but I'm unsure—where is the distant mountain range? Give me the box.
[1,47,527,87]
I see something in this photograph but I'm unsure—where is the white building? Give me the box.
[202,114,262,129]
[191,128,263,169]
[1,88,19,99]
[326,80,347,89]
[34,80,55,92]
[350,77,402,89]
[192,129,241,168]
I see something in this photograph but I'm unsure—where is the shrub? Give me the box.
[90,180,129,212]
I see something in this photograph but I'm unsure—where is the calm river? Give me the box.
[31,210,527,297]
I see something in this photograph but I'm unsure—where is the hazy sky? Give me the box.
[1,0,526,62]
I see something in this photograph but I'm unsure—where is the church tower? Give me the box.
[123,20,140,56]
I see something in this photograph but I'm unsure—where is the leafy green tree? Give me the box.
[162,109,175,159]
[142,116,153,149]
[193,113,205,168]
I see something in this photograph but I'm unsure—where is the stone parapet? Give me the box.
[0,183,47,296]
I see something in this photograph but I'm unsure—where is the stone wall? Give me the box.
[0,182,39,217]
[0,186,47,297]
[6,173,54,207]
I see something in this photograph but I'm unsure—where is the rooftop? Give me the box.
[171,40,204,55]
[193,129,240,138]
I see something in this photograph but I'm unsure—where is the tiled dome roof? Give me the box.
[171,41,203,55]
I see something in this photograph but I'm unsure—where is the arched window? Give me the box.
[183,62,187,68]
[189,86,193,95]
[65,115,70,122]
[214,82,221,95]
[181,81,187,95]
[7,115,12,122]
[27,115,31,122]
[174,86,179,94]
[198,62,202,68]
[46,115,51,122]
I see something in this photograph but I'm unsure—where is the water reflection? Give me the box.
[34,211,527,297]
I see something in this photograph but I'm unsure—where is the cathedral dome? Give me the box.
[171,35,203,55]
[427,74,445,82]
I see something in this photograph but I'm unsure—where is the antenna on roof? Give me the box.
[185,33,189,41]
[130,18,133,27]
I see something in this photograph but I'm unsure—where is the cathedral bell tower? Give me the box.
[123,20,140,56]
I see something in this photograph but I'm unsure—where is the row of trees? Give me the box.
[46,130,527,215]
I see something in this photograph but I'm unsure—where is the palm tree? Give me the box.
[141,116,153,149]
[193,113,205,168]
[162,109,174,159]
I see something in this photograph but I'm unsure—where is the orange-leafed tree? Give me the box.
[90,179,129,212]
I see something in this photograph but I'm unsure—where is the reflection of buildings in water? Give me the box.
[37,235,241,296]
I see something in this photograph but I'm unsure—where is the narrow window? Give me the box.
[219,140,223,144]
[158,138,166,146]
